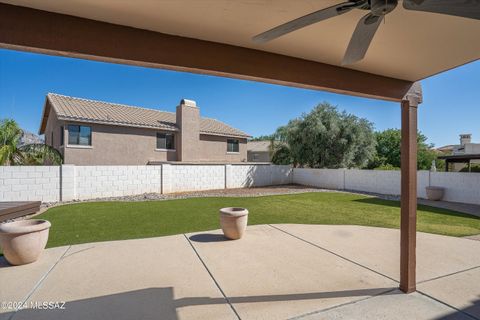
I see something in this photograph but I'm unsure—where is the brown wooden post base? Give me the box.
[400,100,417,293]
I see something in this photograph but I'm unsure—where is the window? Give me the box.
[156,132,175,150]
[60,126,64,146]
[68,125,92,146]
[227,139,239,153]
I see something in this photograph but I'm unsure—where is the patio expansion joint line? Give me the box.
[417,265,480,285]
[415,290,480,320]
[183,234,242,320]
[7,245,72,320]
[268,224,398,283]
[288,287,399,320]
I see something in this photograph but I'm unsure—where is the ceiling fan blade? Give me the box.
[253,1,364,43]
[403,0,480,20]
[342,13,382,65]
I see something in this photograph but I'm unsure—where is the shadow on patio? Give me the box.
[8,287,397,320]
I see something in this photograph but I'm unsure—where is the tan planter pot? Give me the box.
[426,186,445,201]
[0,219,51,266]
[219,207,248,240]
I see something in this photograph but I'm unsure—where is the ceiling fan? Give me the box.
[252,0,480,65]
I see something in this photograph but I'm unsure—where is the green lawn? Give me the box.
[34,192,480,249]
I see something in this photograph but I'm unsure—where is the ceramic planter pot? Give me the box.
[219,207,248,240]
[0,219,51,266]
[426,186,445,201]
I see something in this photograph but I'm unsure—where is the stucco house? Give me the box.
[247,140,272,162]
[39,93,250,165]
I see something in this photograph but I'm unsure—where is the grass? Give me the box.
[34,192,480,249]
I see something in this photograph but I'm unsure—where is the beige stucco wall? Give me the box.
[45,110,247,165]
[44,111,65,158]
[198,134,247,162]
[63,121,177,165]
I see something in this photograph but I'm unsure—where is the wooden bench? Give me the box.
[0,202,42,222]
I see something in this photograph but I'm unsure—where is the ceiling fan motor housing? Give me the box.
[369,0,398,16]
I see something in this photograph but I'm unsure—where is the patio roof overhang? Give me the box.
[1,0,479,294]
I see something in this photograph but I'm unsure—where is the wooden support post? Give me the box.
[400,100,417,293]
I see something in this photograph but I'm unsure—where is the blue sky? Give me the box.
[0,48,478,147]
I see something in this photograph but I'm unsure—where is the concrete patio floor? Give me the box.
[1,224,479,320]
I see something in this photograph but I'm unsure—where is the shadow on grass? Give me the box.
[353,197,480,220]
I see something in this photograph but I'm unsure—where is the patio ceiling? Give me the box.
[1,1,479,101]
[2,0,480,82]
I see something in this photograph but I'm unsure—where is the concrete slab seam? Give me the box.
[268,224,398,283]
[288,288,398,320]
[416,290,480,320]
[417,265,480,285]
[183,234,241,320]
[8,245,72,320]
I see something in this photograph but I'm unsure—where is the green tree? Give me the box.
[271,102,376,168]
[0,118,63,165]
[249,134,274,141]
[270,143,292,165]
[369,128,438,170]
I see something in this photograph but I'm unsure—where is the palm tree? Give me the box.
[0,119,23,165]
[0,118,62,165]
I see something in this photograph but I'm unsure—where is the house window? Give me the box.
[68,125,92,146]
[60,126,64,146]
[227,139,239,153]
[156,132,175,150]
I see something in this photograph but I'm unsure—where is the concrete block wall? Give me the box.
[292,169,344,190]
[270,165,293,185]
[3,165,476,205]
[345,170,401,195]
[228,165,292,188]
[293,168,479,205]
[75,165,162,200]
[0,166,60,202]
[168,165,225,192]
[0,164,292,202]
[430,172,480,205]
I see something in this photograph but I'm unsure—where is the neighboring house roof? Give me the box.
[39,93,250,138]
[436,145,455,152]
[247,140,272,153]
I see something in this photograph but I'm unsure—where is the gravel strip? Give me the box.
[40,185,340,209]
[38,184,403,210]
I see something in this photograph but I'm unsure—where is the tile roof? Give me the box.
[42,93,250,138]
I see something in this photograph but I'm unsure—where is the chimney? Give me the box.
[176,99,200,161]
[460,134,471,147]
